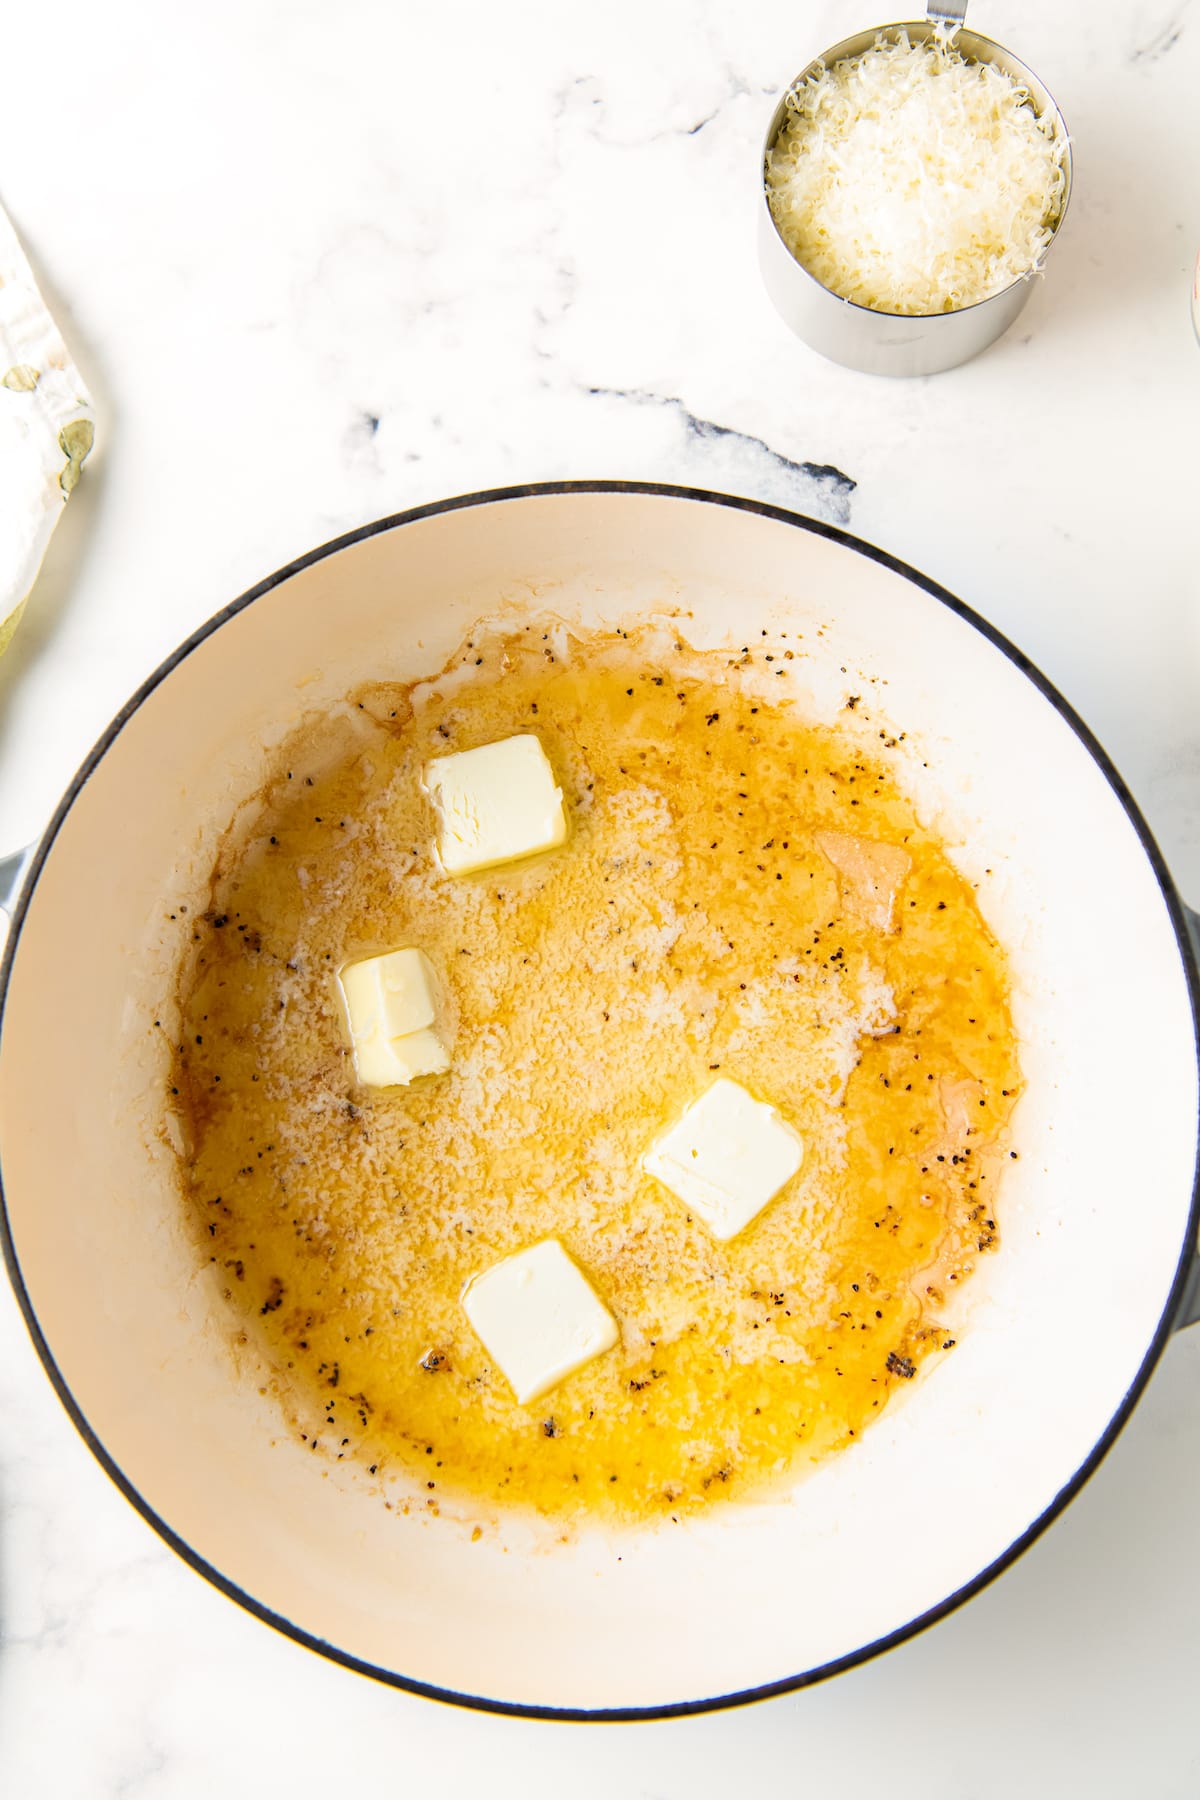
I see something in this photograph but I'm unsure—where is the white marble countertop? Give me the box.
[2,1,1199,1793]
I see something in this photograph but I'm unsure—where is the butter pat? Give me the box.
[424,734,567,875]
[643,1077,804,1241]
[339,947,450,1088]
[462,1239,618,1405]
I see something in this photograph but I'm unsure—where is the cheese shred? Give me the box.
[765,33,1068,316]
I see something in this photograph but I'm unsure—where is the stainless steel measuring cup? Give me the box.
[758,2,1073,377]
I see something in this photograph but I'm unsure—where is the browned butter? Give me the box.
[170,621,1021,1522]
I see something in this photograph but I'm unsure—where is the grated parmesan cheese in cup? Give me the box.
[765,33,1068,316]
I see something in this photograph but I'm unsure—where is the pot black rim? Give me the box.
[2,479,1198,1723]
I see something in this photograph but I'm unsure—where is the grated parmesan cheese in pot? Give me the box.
[765,33,1068,316]
[170,621,1024,1522]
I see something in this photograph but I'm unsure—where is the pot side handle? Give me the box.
[1176,904,1200,1330]
[4,838,1200,1321]
[0,844,34,919]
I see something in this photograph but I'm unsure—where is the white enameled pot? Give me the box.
[1,484,1198,1719]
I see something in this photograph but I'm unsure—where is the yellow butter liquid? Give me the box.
[170,622,1020,1522]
